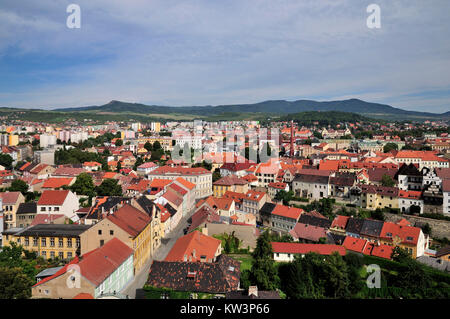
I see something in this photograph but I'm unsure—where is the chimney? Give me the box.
[248,286,258,297]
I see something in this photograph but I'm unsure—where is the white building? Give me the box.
[36,190,80,222]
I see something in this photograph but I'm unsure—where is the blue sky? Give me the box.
[0,0,449,113]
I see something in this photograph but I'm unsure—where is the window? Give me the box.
[50,238,55,247]
[100,240,104,246]
[50,251,55,259]
[25,238,29,246]
[110,230,114,235]
[33,238,38,246]
[76,238,80,247]
[41,238,47,246]
[67,252,73,259]
[59,238,64,248]
[67,239,73,248]
[98,229,102,235]
[59,252,64,259]
[40,207,46,212]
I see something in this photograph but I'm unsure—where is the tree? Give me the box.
[274,190,294,206]
[96,178,122,196]
[153,141,161,150]
[115,139,123,146]
[70,173,95,197]
[383,142,398,153]
[381,174,395,187]
[422,223,432,235]
[250,231,279,290]
[0,154,13,170]
[9,179,29,195]
[144,142,153,152]
[116,161,122,173]
[0,267,33,299]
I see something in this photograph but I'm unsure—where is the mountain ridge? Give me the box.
[52,98,449,119]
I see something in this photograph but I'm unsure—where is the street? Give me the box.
[121,208,195,299]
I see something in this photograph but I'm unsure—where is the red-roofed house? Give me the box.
[42,177,75,190]
[32,238,134,299]
[398,190,423,214]
[270,204,303,233]
[80,204,152,273]
[37,190,80,222]
[272,242,346,262]
[379,221,426,258]
[82,161,102,172]
[165,230,222,263]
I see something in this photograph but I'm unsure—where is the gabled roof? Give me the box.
[379,221,421,245]
[42,178,74,189]
[298,214,331,229]
[175,177,196,190]
[106,204,151,237]
[271,242,346,256]
[0,191,22,205]
[289,223,327,242]
[360,219,384,238]
[331,215,350,229]
[76,238,133,287]
[33,238,133,288]
[165,230,221,262]
[271,204,303,220]
[37,190,70,206]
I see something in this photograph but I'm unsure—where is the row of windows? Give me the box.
[16,237,79,248]
[39,206,60,212]
[39,251,73,259]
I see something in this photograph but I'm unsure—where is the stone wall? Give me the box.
[384,212,450,239]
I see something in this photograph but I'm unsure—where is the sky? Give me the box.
[0,0,449,113]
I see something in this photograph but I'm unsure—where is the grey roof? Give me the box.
[293,174,329,184]
[35,266,63,279]
[17,202,37,215]
[346,218,365,235]
[15,224,91,237]
[360,219,384,238]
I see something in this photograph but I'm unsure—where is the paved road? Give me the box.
[121,208,195,299]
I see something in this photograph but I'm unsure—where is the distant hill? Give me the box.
[54,98,450,121]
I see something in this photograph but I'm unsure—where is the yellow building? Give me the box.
[79,204,152,274]
[356,185,399,210]
[0,192,25,230]
[213,175,249,197]
[2,224,91,260]
[8,134,19,146]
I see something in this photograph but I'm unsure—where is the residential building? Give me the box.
[2,224,90,260]
[31,238,134,299]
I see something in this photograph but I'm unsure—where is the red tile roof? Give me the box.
[380,221,421,245]
[165,230,221,262]
[42,178,74,189]
[107,204,151,237]
[37,190,70,206]
[174,177,196,190]
[77,238,133,286]
[331,215,350,229]
[343,236,367,253]
[289,223,327,242]
[0,191,21,205]
[271,242,346,256]
[271,204,303,220]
